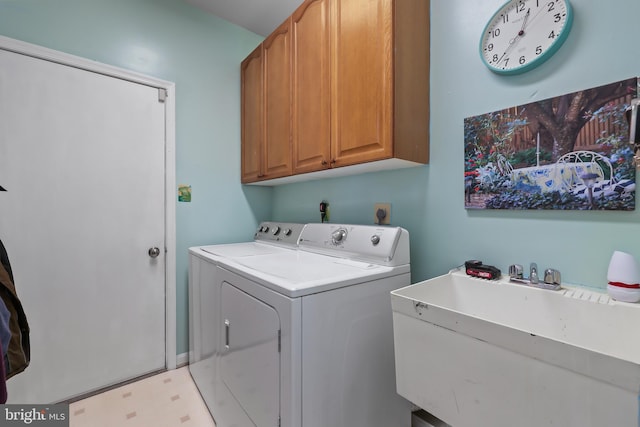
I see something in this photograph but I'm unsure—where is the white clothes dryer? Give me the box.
[188,222,412,427]
[188,221,304,412]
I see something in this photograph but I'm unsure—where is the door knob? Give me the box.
[148,247,161,258]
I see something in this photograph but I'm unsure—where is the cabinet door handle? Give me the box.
[321,160,328,165]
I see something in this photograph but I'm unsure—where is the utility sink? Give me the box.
[391,268,640,427]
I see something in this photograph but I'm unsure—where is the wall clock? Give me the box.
[479,0,574,75]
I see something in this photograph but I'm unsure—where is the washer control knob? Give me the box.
[332,228,347,244]
[272,226,281,235]
[263,226,269,233]
[284,228,292,236]
[371,235,380,245]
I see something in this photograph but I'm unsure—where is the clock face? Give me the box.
[480,0,573,75]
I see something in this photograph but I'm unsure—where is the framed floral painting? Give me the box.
[464,77,637,210]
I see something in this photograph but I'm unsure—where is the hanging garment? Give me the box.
[0,239,29,379]
[0,297,10,358]
[0,238,13,283]
[0,340,6,403]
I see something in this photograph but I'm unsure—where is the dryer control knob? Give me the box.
[332,228,347,244]
[284,228,292,236]
[371,235,380,245]
[272,226,281,235]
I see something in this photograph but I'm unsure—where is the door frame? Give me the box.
[0,35,177,370]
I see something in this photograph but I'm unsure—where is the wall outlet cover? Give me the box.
[374,203,391,225]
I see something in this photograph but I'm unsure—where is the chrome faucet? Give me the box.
[529,263,539,284]
[508,263,561,291]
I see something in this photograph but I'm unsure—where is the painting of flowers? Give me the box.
[464,77,637,210]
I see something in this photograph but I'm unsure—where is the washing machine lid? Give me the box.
[226,250,409,297]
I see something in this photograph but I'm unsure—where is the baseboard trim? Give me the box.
[176,352,189,368]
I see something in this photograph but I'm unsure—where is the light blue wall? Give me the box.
[0,0,271,355]
[273,0,640,289]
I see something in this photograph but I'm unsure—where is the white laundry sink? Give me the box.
[391,269,640,427]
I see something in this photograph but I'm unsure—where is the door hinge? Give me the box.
[277,330,281,353]
[158,88,167,103]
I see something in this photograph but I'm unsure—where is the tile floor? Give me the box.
[69,367,215,427]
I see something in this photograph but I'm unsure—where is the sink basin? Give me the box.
[391,268,640,427]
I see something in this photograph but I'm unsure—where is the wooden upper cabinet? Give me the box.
[263,19,292,179]
[332,0,429,167]
[292,0,331,174]
[331,0,393,167]
[392,0,430,164]
[240,44,263,183]
[241,20,292,183]
[241,0,429,184]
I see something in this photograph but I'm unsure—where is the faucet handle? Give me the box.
[544,268,561,285]
[508,264,523,279]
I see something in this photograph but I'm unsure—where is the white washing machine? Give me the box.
[188,222,412,427]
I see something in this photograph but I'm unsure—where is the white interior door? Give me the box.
[0,47,166,403]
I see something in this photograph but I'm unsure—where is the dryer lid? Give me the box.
[201,242,288,258]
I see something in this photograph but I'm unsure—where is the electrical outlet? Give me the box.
[320,200,330,222]
[373,203,391,225]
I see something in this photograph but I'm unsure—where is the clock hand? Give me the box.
[507,8,531,44]
[518,8,530,35]
[523,4,547,32]
[496,36,521,65]
[497,9,530,65]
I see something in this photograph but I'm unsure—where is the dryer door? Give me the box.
[221,281,281,426]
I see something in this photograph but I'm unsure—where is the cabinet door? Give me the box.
[331,0,393,166]
[263,19,293,179]
[292,0,331,174]
[241,44,264,183]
